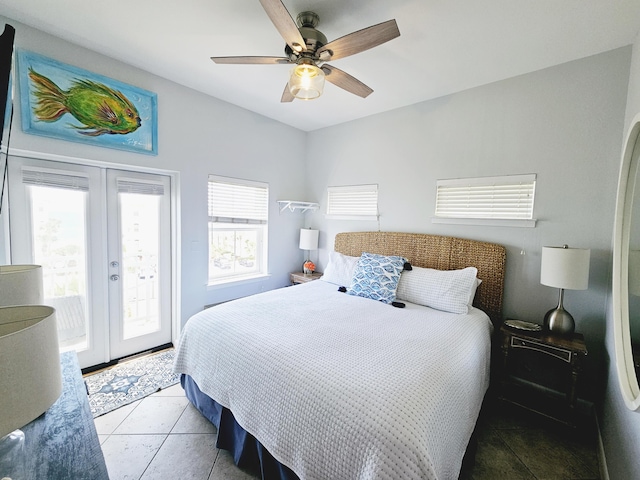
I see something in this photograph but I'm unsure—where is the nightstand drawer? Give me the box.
[510,336,572,363]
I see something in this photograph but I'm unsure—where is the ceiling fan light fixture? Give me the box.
[289,62,325,100]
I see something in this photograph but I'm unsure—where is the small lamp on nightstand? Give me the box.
[299,228,319,274]
[540,245,591,335]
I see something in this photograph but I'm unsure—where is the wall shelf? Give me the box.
[277,200,319,213]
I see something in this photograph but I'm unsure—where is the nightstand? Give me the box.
[499,322,588,427]
[290,271,322,284]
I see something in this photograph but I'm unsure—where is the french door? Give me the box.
[8,157,172,368]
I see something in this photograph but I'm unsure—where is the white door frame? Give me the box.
[5,148,181,367]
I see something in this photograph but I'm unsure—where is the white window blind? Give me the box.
[117,179,165,195]
[208,175,268,224]
[22,168,90,192]
[326,184,378,220]
[207,175,269,284]
[434,174,536,227]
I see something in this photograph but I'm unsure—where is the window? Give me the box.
[433,174,536,227]
[208,175,268,283]
[326,184,378,220]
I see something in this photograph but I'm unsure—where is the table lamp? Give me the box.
[0,265,62,479]
[540,245,590,335]
[0,265,44,306]
[299,228,319,274]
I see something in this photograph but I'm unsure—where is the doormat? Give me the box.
[85,348,180,418]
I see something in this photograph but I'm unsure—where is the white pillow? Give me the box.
[320,251,360,286]
[396,266,479,314]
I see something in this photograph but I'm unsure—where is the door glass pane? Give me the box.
[29,186,89,352]
[120,192,160,339]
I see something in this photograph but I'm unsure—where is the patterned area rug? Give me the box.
[85,348,180,418]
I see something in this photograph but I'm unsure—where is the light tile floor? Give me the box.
[95,383,257,480]
[95,386,601,480]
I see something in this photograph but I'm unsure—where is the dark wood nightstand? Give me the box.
[499,322,588,427]
[290,271,322,284]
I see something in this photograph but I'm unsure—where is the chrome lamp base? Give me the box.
[544,288,575,335]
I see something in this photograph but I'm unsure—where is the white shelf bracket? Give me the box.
[277,200,319,214]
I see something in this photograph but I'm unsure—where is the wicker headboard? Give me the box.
[334,232,506,324]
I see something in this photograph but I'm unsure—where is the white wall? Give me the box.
[601,32,640,480]
[3,14,640,477]
[304,47,631,401]
[0,16,308,326]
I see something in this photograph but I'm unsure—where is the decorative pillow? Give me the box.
[320,251,360,286]
[347,252,408,304]
[395,266,479,314]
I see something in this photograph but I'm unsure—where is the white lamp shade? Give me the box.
[540,246,590,290]
[0,265,43,306]
[299,229,319,251]
[0,305,62,438]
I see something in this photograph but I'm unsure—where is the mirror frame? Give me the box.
[613,112,640,410]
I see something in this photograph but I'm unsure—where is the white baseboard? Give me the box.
[595,413,610,480]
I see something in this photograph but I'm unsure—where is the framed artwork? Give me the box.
[17,49,157,155]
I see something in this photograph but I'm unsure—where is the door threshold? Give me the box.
[81,342,174,375]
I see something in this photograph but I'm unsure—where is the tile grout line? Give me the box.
[567,445,600,479]
[491,426,539,480]
[136,433,171,480]
[490,417,601,480]
[207,449,221,480]
[96,398,143,436]
[133,402,189,480]
[168,402,191,434]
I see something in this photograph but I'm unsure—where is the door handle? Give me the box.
[110,274,120,281]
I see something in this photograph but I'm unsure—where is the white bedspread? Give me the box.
[173,280,492,480]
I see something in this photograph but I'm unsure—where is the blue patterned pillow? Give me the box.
[348,252,408,304]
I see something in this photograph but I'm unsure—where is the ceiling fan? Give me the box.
[211,0,400,102]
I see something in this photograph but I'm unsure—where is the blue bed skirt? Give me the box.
[181,374,300,480]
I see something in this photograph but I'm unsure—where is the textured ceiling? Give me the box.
[2,0,640,131]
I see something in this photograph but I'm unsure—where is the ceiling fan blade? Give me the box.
[211,56,290,65]
[258,0,307,53]
[322,64,373,98]
[281,84,294,102]
[317,19,400,61]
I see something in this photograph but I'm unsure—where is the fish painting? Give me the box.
[28,67,141,137]
[18,50,157,154]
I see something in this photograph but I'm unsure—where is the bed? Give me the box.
[173,231,506,480]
